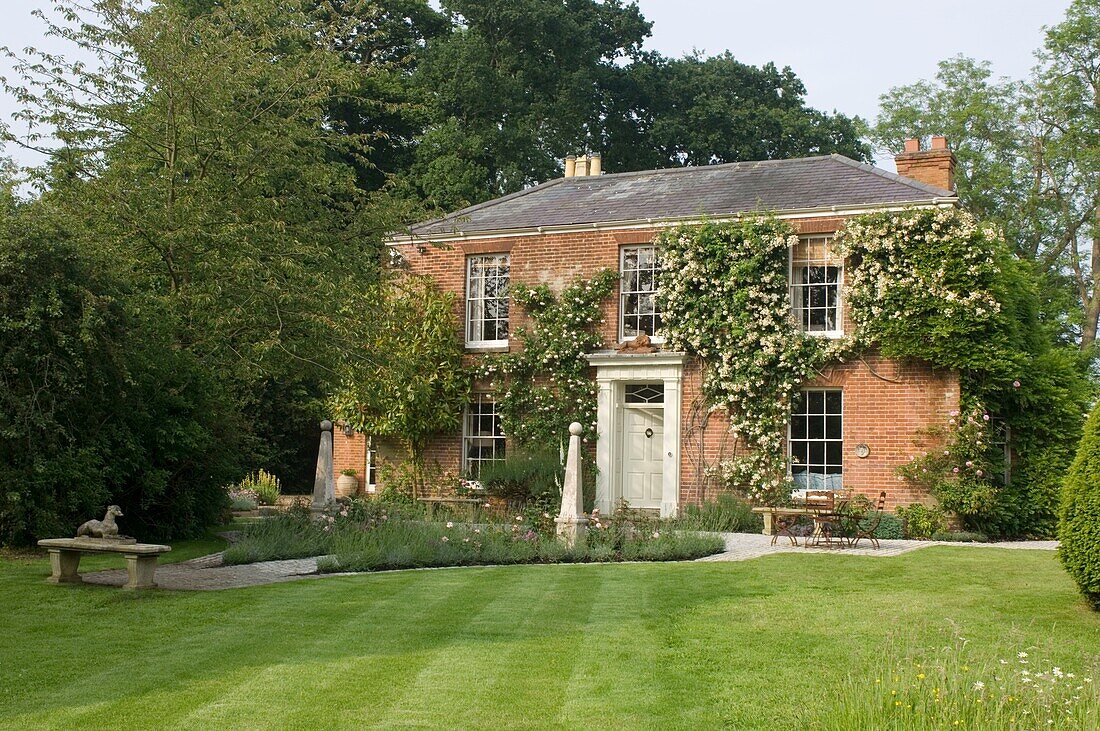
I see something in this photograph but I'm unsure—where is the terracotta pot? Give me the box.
[336,473,359,497]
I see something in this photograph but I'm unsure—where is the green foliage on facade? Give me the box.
[476,269,619,454]
[330,274,469,495]
[658,209,1091,535]
[838,208,1093,537]
[656,217,849,504]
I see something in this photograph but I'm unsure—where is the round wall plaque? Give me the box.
[855,443,870,458]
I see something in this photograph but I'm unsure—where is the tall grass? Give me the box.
[812,630,1100,730]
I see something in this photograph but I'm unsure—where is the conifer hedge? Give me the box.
[1058,402,1100,609]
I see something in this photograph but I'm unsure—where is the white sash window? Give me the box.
[466,254,510,347]
[791,236,842,337]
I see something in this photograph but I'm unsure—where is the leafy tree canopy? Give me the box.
[602,52,870,172]
[872,0,1100,349]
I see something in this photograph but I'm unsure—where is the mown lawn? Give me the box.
[1,539,1098,730]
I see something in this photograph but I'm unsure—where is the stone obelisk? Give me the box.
[555,422,588,546]
[312,420,335,511]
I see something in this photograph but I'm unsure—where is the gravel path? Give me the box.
[74,535,1059,591]
[695,532,1059,562]
[80,552,326,590]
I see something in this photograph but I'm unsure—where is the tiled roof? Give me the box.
[402,154,956,239]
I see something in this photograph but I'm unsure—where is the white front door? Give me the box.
[621,407,664,509]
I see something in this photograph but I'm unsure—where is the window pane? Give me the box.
[791,239,841,335]
[809,441,825,467]
[808,391,825,414]
[793,442,809,467]
[790,415,807,439]
[464,395,505,475]
[826,442,842,467]
[825,391,842,414]
[621,245,662,338]
[808,416,825,439]
[826,415,842,439]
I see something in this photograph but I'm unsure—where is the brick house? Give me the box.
[334,138,962,516]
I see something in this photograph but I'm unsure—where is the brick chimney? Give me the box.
[894,135,956,192]
[564,153,601,178]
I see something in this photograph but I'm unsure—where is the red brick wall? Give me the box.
[333,218,959,509]
[333,428,367,497]
[803,353,957,510]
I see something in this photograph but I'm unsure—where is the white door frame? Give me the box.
[587,352,686,518]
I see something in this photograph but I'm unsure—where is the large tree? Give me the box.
[872,1,1100,348]
[400,0,651,211]
[2,0,405,492]
[602,52,870,171]
[0,194,246,543]
[400,1,870,210]
[1030,0,1100,348]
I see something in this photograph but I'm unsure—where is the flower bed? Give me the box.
[222,501,724,571]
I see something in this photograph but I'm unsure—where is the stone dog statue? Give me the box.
[76,505,124,539]
[616,333,659,354]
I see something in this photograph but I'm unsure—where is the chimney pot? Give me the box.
[895,135,956,193]
[575,154,589,177]
[589,153,602,176]
[564,155,576,178]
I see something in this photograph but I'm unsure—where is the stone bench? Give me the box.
[37,538,172,590]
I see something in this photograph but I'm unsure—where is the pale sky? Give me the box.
[0,0,1073,170]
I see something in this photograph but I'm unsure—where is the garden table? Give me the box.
[753,492,855,547]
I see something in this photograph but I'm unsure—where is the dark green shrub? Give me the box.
[0,208,244,544]
[896,504,947,540]
[676,492,763,533]
[477,451,562,504]
[865,512,905,540]
[1058,402,1100,609]
[931,531,990,543]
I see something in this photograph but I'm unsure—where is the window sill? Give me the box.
[465,342,510,353]
[802,330,844,340]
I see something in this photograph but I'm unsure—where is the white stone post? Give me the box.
[555,422,588,546]
[312,420,335,511]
